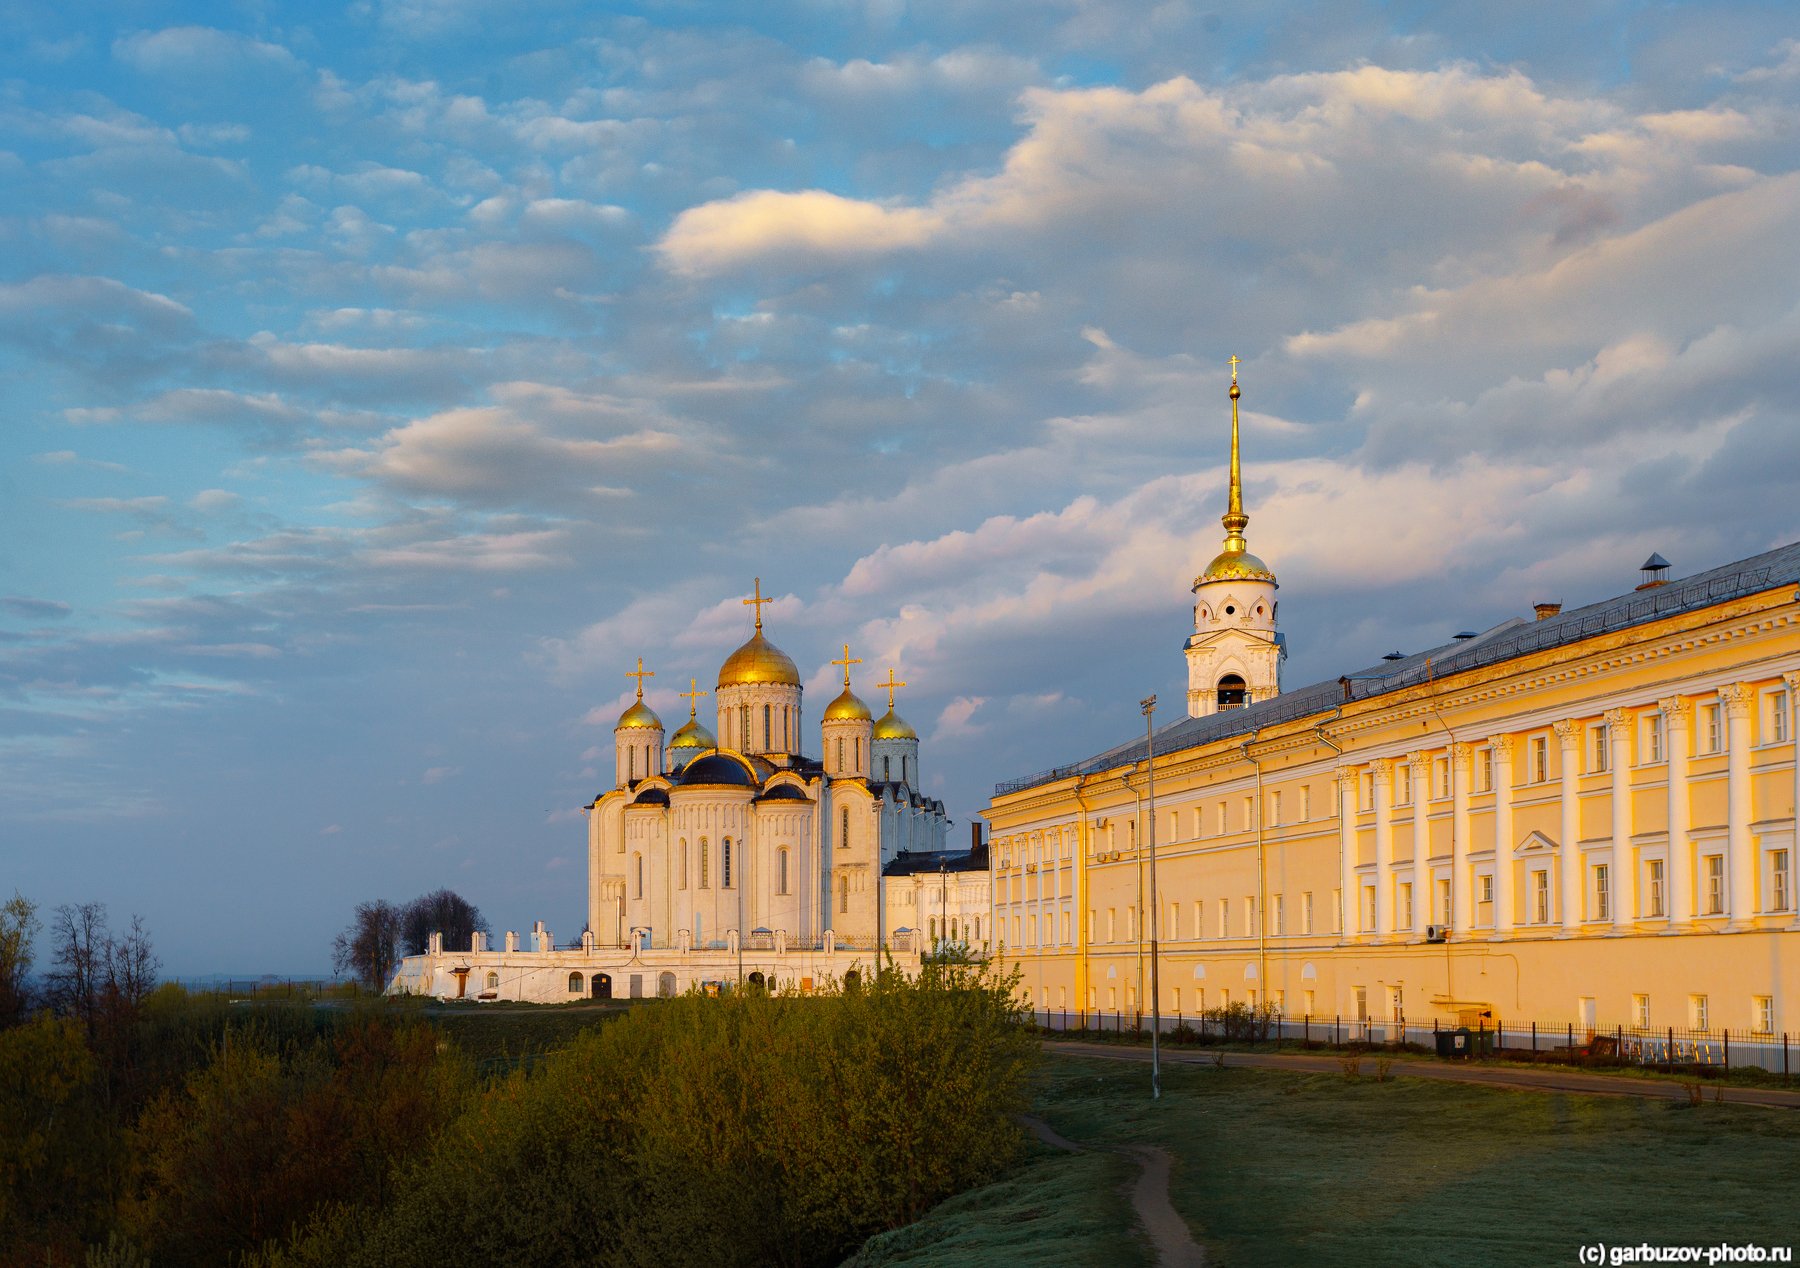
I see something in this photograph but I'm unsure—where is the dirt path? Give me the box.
[1045,1041,1800,1109]
[1018,1114,1206,1266]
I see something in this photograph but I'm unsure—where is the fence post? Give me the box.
[1567,1022,1573,1052]
[1305,1014,1310,1045]
[1723,1029,1730,1072]
[1668,1026,1675,1065]
[1532,1021,1537,1052]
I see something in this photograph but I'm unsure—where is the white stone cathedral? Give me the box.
[389,583,987,1002]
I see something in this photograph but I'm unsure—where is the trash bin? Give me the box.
[1435,1027,1473,1059]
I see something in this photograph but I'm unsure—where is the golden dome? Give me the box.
[717,632,801,689]
[823,687,873,722]
[1197,544,1276,585]
[872,708,917,741]
[668,717,716,750]
[616,698,663,730]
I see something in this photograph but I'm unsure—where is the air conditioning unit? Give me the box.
[1425,924,1449,943]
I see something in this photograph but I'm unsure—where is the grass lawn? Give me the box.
[852,1051,1800,1267]
[420,1001,633,1070]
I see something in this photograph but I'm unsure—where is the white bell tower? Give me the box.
[1186,358,1282,718]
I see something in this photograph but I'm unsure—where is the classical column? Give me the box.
[1492,736,1515,937]
[1554,720,1582,934]
[1722,684,1756,927]
[1450,743,1472,938]
[1371,758,1394,940]
[1660,697,1693,929]
[1788,673,1800,929]
[1337,766,1359,939]
[1408,751,1432,935]
[1605,708,1634,931]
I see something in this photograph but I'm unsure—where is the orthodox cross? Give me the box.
[680,677,707,718]
[1228,353,1240,383]
[831,643,863,687]
[742,577,772,632]
[625,656,653,699]
[876,667,907,709]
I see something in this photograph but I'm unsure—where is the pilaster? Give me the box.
[1491,735,1515,938]
[1450,743,1471,938]
[1371,757,1393,940]
[1408,750,1432,935]
[1660,697,1694,929]
[1605,707,1634,932]
[1554,719,1582,934]
[1721,683,1756,928]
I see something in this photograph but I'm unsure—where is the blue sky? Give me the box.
[4,1,1799,974]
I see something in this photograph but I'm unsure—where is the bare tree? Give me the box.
[401,889,488,955]
[45,900,108,1037]
[0,890,40,1027]
[105,912,160,1009]
[332,899,403,990]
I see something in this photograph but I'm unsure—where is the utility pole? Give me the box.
[1142,693,1161,1101]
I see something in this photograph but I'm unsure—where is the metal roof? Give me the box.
[994,539,1800,798]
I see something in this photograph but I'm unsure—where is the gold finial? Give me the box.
[680,677,707,719]
[876,667,907,710]
[1221,355,1247,545]
[831,642,862,688]
[625,656,654,700]
[742,577,773,632]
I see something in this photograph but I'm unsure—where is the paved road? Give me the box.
[1045,1041,1800,1109]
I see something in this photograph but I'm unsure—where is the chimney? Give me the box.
[1637,552,1671,590]
[1534,602,1562,621]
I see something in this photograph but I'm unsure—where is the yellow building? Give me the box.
[986,371,1800,1047]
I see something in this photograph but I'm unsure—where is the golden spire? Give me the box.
[1222,355,1248,548]
[831,642,862,688]
[742,577,771,632]
[680,677,707,719]
[876,667,907,710]
[625,656,654,700]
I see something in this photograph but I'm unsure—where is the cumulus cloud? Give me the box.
[113,26,300,74]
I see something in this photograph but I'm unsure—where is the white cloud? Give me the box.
[113,27,299,74]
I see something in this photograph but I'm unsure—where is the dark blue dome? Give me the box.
[679,753,756,787]
[631,787,670,805]
[756,783,809,802]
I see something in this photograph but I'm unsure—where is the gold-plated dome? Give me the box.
[824,687,873,722]
[1194,357,1276,587]
[616,698,662,730]
[668,717,717,750]
[1198,546,1276,584]
[717,632,801,689]
[872,708,917,741]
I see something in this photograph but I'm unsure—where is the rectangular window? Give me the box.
[1217,802,1228,835]
[1772,850,1791,912]
[1703,703,1722,754]
[1268,790,1282,828]
[1755,995,1774,1035]
[1480,747,1494,791]
[1479,873,1494,926]
[1646,714,1664,764]
[1361,772,1374,811]
[1243,795,1253,828]
[1273,895,1285,935]
[1243,896,1256,937]
[1302,891,1314,935]
[1691,995,1709,1030]
[1219,897,1230,937]
[1354,986,1368,1022]
[1194,808,1205,839]
[1772,690,1790,743]
[1273,989,1285,1014]
[1437,877,1451,925]
[1590,725,1609,773]
[1107,908,1116,942]
[1594,863,1609,921]
[1304,989,1316,1015]
[1193,900,1204,938]
[1399,882,1413,931]
[1633,994,1650,1028]
[1398,765,1412,806]
[1435,757,1449,800]
[1705,855,1724,915]
[1362,884,1376,933]
[1647,858,1665,917]
[1532,870,1550,924]
[1531,736,1549,784]
[1300,785,1312,821]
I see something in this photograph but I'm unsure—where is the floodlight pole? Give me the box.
[1142,693,1161,1101]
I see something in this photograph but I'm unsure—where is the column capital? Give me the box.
[1603,707,1631,729]
[1719,683,1754,720]
[1489,733,1515,757]
[1782,669,1800,694]
[1335,765,1360,790]
[1450,742,1472,769]
[1658,695,1691,720]
[1369,756,1394,777]
[1552,718,1581,748]
[1406,750,1432,771]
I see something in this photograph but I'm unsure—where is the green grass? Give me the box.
[421,1002,633,1070]
[851,1051,1800,1268]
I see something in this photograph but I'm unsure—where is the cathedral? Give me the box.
[391,584,988,1002]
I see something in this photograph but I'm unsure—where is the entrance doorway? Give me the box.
[592,973,612,1000]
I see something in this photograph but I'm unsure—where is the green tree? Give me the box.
[0,1014,111,1262]
[331,900,402,990]
[0,890,40,1028]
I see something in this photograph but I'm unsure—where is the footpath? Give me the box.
[1045,1039,1800,1109]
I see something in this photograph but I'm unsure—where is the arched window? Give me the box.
[763,704,771,751]
[782,705,790,749]
[700,837,709,889]
[722,838,733,889]
[1217,674,1247,709]
[568,972,583,993]
[628,746,635,779]
[840,808,850,850]
[740,704,751,745]
[836,736,844,769]
[634,853,643,898]
[951,918,959,941]
[778,848,790,895]
[679,839,688,889]
[839,874,850,913]
[974,917,980,939]
[485,971,499,990]
[929,917,936,939]
[883,756,891,780]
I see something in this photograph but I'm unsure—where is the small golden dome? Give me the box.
[668,717,716,750]
[872,708,917,741]
[717,632,801,689]
[616,699,663,730]
[1197,545,1276,585]
[823,687,873,722]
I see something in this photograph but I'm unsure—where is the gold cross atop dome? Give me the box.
[876,667,907,709]
[625,656,654,699]
[679,677,707,718]
[742,577,772,632]
[831,643,863,687]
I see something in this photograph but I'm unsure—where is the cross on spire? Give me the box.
[742,577,772,632]
[876,667,907,710]
[831,642,863,688]
[680,677,707,719]
[625,656,654,699]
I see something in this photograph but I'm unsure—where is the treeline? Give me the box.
[3,887,1034,1267]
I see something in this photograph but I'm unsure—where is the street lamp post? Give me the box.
[1142,693,1161,1101]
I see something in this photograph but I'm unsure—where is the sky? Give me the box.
[4,1,1799,976]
